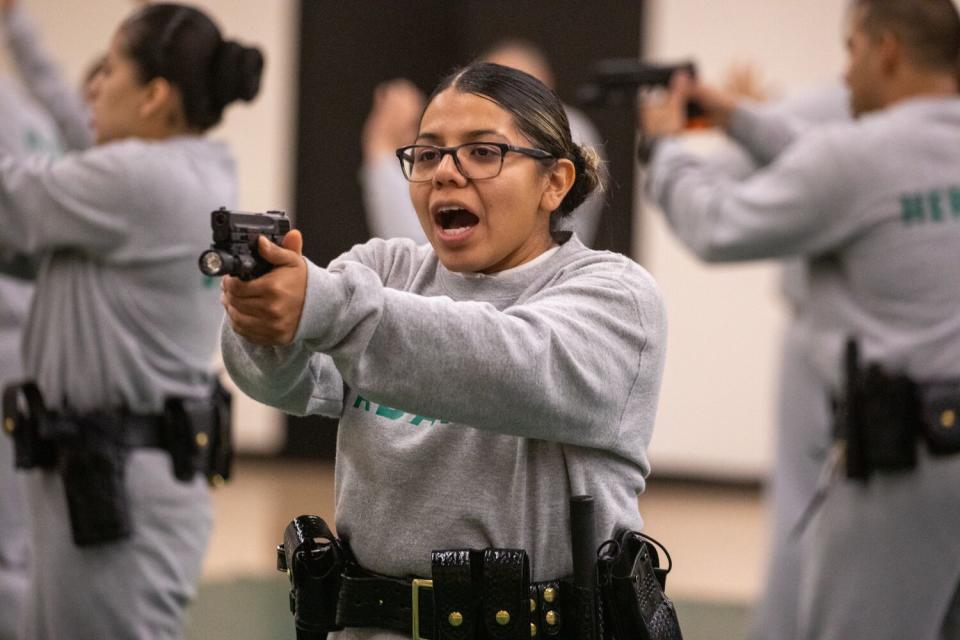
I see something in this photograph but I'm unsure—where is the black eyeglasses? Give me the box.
[395,142,556,182]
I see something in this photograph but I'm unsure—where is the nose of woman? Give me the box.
[432,152,469,188]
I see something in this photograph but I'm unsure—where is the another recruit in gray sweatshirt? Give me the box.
[0,135,236,413]
[222,235,667,589]
[647,96,960,389]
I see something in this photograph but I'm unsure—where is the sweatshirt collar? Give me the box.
[437,235,584,302]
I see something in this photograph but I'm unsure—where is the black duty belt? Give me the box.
[3,381,166,451]
[4,379,233,547]
[278,515,682,640]
[336,553,592,640]
[45,411,166,448]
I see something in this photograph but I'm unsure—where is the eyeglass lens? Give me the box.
[404,143,504,181]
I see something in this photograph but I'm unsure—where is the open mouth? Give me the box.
[433,204,480,243]
[434,206,479,231]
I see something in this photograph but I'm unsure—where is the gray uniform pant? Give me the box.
[0,433,29,640]
[22,449,212,640]
[750,326,833,640]
[798,450,960,640]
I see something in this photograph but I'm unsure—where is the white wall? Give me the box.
[639,0,849,478]
[1,0,298,453]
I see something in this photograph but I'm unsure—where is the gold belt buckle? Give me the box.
[411,578,433,640]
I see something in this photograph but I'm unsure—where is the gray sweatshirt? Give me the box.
[222,236,666,586]
[648,96,960,388]
[0,78,61,383]
[0,136,236,412]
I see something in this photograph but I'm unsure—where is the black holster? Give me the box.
[54,412,132,545]
[596,530,682,640]
[3,382,127,545]
[838,340,960,481]
[277,515,351,640]
[163,380,233,485]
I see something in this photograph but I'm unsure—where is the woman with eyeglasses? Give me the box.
[0,4,262,638]
[222,62,666,638]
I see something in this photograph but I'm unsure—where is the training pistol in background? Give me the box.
[577,58,704,120]
[198,207,290,281]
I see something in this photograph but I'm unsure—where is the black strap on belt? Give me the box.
[119,414,166,448]
[432,550,475,640]
[2,380,44,428]
[337,568,436,636]
[3,381,57,468]
[45,410,166,449]
[336,551,586,640]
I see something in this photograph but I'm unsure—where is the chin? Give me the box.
[434,247,487,274]
[436,254,478,274]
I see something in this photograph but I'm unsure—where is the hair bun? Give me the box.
[559,143,604,215]
[212,41,265,105]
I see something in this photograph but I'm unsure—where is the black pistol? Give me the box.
[198,207,290,281]
[577,59,703,119]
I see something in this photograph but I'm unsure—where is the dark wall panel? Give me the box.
[287,1,643,458]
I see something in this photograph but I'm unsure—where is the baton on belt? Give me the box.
[570,495,597,640]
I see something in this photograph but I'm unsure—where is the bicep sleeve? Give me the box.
[647,133,853,262]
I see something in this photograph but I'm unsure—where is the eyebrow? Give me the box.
[416,129,508,143]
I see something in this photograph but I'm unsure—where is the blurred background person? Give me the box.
[0,3,263,637]
[0,54,61,640]
[693,73,850,640]
[640,0,960,637]
[361,38,606,246]
[358,76,425,239]
[740,84,850,640]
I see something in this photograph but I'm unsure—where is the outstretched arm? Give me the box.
[639,71,808,168]
[220,230,346,418]
[221,236,664,453]
[1,0,95,151]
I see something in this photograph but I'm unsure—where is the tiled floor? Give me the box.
[200,458,768,604]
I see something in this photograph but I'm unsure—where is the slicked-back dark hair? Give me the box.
[120,3,264,131]
[854,0,960,75]
[425,62,603,218]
